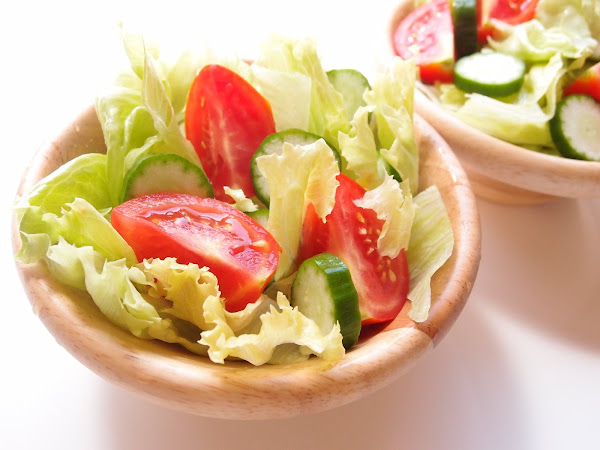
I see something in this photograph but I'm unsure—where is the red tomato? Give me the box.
[111,193,280,312]
[564,62,600,103]
[478,0,539,43]
[300,174,410,325]
[393,0,455,84]
[185,64,276,202]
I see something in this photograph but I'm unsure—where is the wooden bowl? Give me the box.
[386,0,600,205]
[12,105,481,420]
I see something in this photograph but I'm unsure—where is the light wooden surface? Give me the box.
[386,0,600,205]
[12,106,481,419]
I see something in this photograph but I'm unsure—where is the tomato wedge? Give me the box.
[564,62,600,103]
[478,0,539,43]
[111,193,280,312]
[299,174,409,325]
[185,64,276,202]
[393,0,455,84]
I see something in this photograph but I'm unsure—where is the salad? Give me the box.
[14,33,454,367]
[393,0,600,162]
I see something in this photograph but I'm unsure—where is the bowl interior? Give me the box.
[13,106,481,420]
[386,0,600,205]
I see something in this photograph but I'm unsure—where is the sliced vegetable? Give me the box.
[200,292,345,367]
[251,129,341,206]
[185,64,276,201]
[453,51,526,97]
[478,0,540,43]
[111,193,280,312]
[451,0,478,58]
[549,94,600,161]
[256,139,340,280]
[246,209,269,228]
[327,69,371,120]
[564,62,600,103]
[121,153,213,202]
[393,0,455,84]
[300,174,410,324]
[291,253,361,349]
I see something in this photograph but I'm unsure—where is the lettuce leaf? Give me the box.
[250,65,312,132]
[337,106,387,190]
[406,186,454,323]
[364,58,419,195]
[43,239,207,354]
[97,33,201,205]
[256,140,340,280]
[200,292,344,367]
[223,186,259,213]
[256,35,351,148]
[14,153,136,264]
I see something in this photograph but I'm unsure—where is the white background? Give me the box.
[2,1,599,449]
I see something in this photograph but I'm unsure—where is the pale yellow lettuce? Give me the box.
[256,139,340,280]
[406,186,454,322]
[337,106,387,190]
[200,292,344,367]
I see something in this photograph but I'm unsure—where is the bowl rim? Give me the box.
[12,105,481,420]
[385,0,600,201]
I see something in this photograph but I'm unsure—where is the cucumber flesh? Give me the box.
[291,253,361,349]
[121,153,213,202]
[246,209,269,228]
[454,51,526,97]
[550,94,600,161]
[251,129,342,206]
[451,0,477,59]
[327,69,371,120]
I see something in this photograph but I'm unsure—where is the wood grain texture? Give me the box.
[386,0,600,205]
[12,105,480,419]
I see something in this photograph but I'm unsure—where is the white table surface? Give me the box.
[2,1,599,449]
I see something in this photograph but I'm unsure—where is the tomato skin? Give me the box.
[300,174,409,324]
[393,0,455,84]
[478,0,539,43]
[111,193,280,312]
[185,64,276,202]
[564,62,600,103]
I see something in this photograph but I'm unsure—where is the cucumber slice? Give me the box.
[451,0,477,59]
[454,51,526,97]
[250,129,342,206]
[246,209,269,228]
[327,69,371,120]
[291,253,361,350]
[549,94,600,161]
[121,153,213,202]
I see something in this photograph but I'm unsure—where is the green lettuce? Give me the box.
[97,32,202,205]
[406,186,454,323]
[365,58,419,195]
[14,153,136,265]
[200,292,344,367]
[256,35,351,148]
[41,239,207,354]
[337,106,387,190]
[250,65,312,132]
